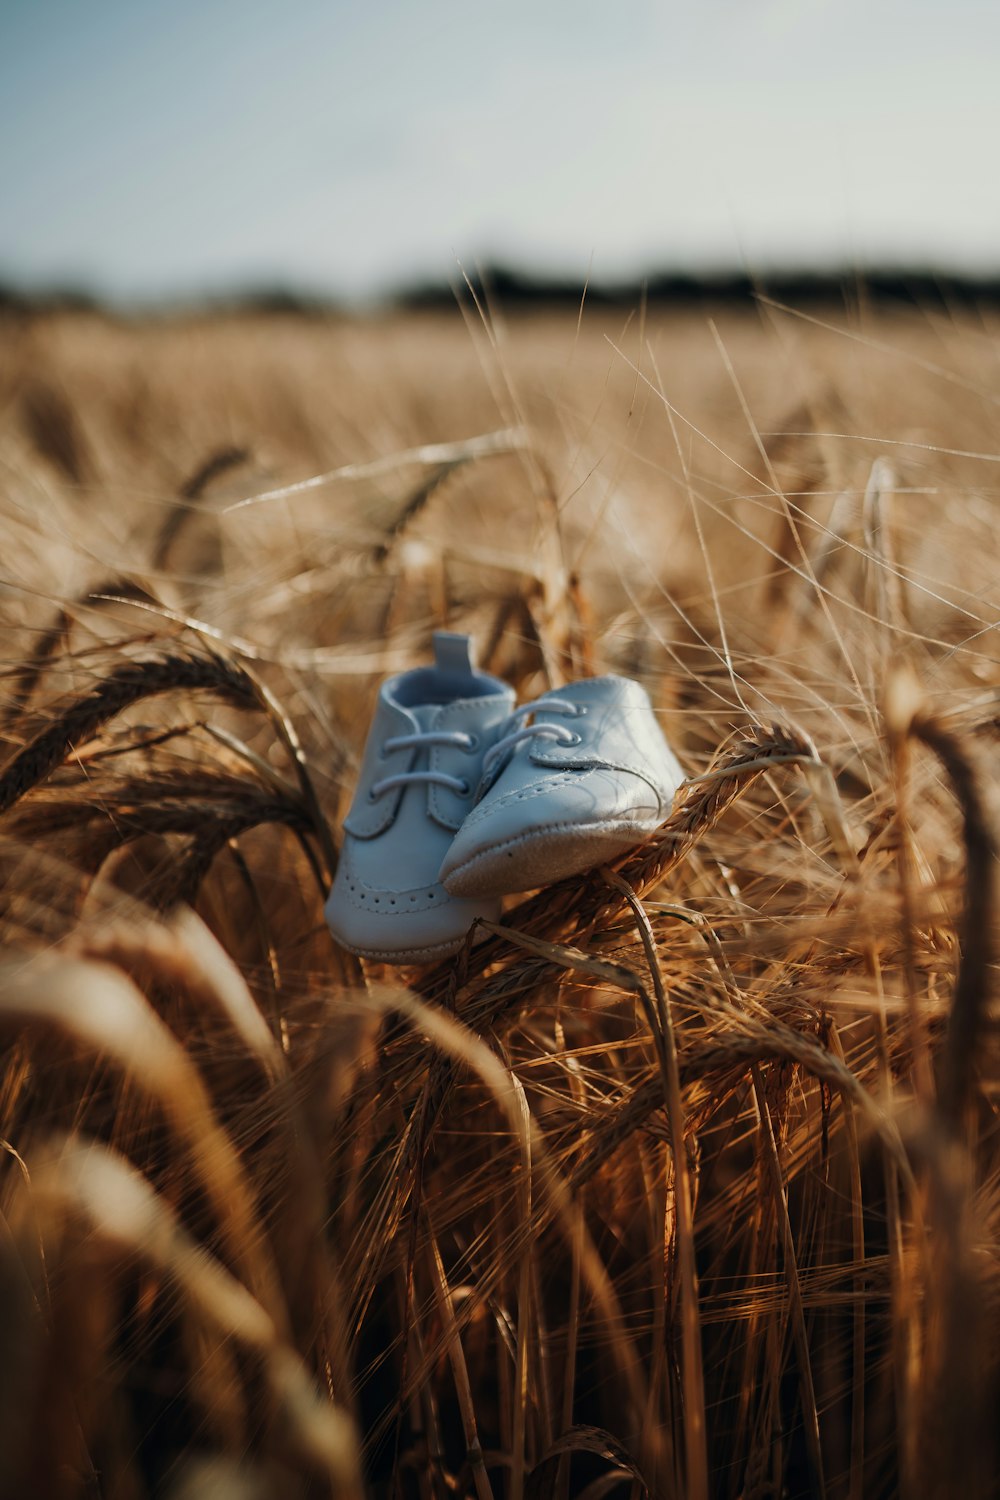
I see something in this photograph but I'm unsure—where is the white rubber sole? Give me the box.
[326,925,472,965]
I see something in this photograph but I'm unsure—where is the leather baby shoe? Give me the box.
[438,675,684,898]
[325,633,515,962]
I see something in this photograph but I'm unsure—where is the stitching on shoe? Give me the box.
[339,885,445,915]
[330,930,467,962]
[459,770,660,835]
[459,771,595,830]
[528,748,670,797]
[336,862,451,915]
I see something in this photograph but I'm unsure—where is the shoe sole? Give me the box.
[442,816,660,898]
[327,926,472,964]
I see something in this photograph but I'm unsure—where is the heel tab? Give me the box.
[432,631,476,676]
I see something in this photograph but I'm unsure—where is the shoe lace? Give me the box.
[369,729,478,800]
[480,698,582,780]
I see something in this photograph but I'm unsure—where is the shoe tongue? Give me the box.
[408,704,439,734]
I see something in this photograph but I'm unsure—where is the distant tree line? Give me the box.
[4,263,1000,318]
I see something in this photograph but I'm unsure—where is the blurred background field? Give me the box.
[1,292,999,1498]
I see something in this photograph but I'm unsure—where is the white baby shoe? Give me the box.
[438,675,684,898]
[325,633,515,963]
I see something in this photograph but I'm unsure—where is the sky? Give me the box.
[2,0,999,301]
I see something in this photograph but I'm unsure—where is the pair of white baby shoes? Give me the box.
[324,632,685,963]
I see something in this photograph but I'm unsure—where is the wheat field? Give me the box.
[0,295,998,1499]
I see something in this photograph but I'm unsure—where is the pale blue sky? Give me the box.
[2,0,998,299]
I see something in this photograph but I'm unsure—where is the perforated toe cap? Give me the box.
[325,854,499,963]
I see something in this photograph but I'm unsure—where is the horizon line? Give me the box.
[4,259,1000,317]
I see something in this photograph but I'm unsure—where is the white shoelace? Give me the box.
[480,698,582,780]
[369,729,477,800]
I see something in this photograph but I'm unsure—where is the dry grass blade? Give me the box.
[72,906,286,1081]
[234,656,337,878]
[223,426,530,514]
[19,376,93,484]
[28,1139,362,1496]
[153,444,252,569]
[372,462,455,566]
[526,1425,650,1497]
[360,982,663,1486]
[750,1059,827,1500]
[508,1064,533,1500]
[0,645,336,879]
[909,715,997,1130]
[0,953,287,1328]
[863,456,907,641]
[0,650,258,815]
[1,577,161,728]
[602,871,708,1500]
[425,1215,495,1500]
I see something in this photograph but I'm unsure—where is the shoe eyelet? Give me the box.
[564,732,582,746]
[458,779,472,797]
[462,733,479,752]
[574,705,588,716]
